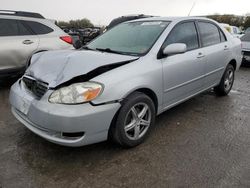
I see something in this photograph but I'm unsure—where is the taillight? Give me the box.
[60,36,73,44]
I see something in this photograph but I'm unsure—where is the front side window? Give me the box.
[0,19,19,36]
[24,21,53,35]
[198,22,221,47]
[87,21,170,55]
[163,22,199,51]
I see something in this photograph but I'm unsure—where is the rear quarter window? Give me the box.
[24,21,54,35]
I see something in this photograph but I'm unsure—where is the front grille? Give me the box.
[22,76,48,99]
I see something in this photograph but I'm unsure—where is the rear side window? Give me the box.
[163,22,199,51]
[24,21,53,34]
[0,19,33,36]
[198,22,221,47]
[0,19,19,36]
[17,21,33,35]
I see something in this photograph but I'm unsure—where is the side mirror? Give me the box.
[163,43,187,56]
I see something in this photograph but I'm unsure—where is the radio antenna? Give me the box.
[188,1,196,16]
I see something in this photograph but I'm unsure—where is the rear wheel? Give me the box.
[110,92,156,148]
[214,64,235,96]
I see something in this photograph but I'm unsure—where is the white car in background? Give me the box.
[0,10,73,79]
[241,32,250,65]
[220,23,243,38]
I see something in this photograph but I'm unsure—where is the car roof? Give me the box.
[127,16,215,23]
[0,14,46,22]
[0,14,64,34]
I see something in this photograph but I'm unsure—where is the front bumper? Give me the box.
[9,80,121,147]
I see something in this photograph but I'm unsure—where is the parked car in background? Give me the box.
[60,14,153,48]
[106,14,153,30]
[79,27,101,44]
[245,27,250,34]
[61,26,101,47]
[240,32,250,65]
[10,17,242,148]
[220,23,243,38]
[0,10,73,79]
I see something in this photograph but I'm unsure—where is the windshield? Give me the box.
[87,21,170,56]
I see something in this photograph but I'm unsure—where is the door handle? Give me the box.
[23,40,34,45]
[224,45,229,50]
[197,52,205,58]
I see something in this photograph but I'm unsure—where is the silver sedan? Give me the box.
[10,17,242,147]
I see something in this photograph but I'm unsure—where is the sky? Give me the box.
[1,0,250,25]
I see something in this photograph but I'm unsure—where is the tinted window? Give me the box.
[24,21,53,34]
[163,22,199,51]
[17,21,33,35]
[198,22,221,47]
[0,19,19,36]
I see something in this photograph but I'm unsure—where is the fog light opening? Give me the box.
[62,132,85,138]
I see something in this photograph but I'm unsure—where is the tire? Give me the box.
[214,64,235,96]
[110,92,156,148]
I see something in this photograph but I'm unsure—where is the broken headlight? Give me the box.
[49,82,103,104]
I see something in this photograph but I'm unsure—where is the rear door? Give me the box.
[197,21,230,88]
[160,21,206,108]
[0,18,39,71]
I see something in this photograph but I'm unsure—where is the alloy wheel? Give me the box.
[224,69,234,91]
[124,102,152,140]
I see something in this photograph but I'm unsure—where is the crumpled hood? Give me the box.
[26,50,139,87]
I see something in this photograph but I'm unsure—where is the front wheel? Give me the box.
[214,64,235,96]
[110,92,156,148]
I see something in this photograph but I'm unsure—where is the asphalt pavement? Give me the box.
[0,68,250,188]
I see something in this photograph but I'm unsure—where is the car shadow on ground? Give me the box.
[0,77,19,89]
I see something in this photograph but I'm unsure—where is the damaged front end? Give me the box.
[22,50,139,101]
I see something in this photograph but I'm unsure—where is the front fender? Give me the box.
[91,59,163,110]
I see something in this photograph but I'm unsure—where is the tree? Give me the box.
[243,16,250,29]
[207,14,244,27]
[57,18,94,28]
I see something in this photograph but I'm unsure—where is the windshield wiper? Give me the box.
[95,48,126,55]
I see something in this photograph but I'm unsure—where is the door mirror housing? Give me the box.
[163,43,187,56]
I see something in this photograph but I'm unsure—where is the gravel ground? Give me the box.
[0,67,250,188]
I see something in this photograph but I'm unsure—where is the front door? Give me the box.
[159,21,206,108]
